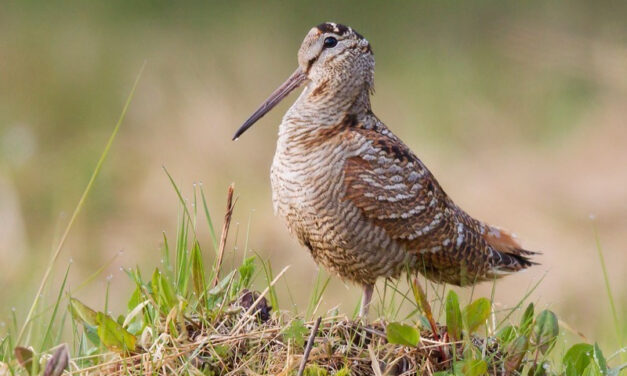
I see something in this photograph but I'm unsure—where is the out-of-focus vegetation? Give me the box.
[0,0,625,359]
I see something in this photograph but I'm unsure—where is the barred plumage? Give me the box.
[234,22,538,316]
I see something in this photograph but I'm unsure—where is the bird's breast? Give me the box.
[268,121,412,284]
[270,132,346,218]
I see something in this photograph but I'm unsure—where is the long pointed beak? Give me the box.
[232,67,307,140]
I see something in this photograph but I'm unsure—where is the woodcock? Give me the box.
[233,22,538,316]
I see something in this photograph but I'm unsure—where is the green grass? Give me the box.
[2,176,625,374]
[592,223,625,365]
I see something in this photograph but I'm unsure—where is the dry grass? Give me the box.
[1,184,623,376]
[65,295,503,376]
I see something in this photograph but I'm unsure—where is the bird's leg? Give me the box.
[359,284,374,318]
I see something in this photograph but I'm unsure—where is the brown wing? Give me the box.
[342,124,536,285]
[343,126,467,249]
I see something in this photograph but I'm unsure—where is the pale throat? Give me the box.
[287,77,372,124]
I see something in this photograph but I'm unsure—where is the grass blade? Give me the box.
[306,269,331,320]
[593,224,624,361]
[199,184,219,252]
[162,166,197,239]
[39,263,71,351]
[258,255,279,313]
[191,240,207,308]
[16,61,146,345]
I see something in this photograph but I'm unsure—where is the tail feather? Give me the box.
[493,249,538,271]
[482,224,539,276]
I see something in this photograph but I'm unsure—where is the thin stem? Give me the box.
[592,223,624,361]
[16,62,146,345]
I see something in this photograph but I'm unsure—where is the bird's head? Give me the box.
[297,23,374,91]
[233,22,374,140]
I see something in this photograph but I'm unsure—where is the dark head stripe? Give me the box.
[316,22,364,40]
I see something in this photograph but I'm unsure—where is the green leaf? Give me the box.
[334,366,351,376]
[410,277,436,335]
[77,331,99,364]
[127,285,142,312]
[206,270,236,309]
[84,325,101,347]
[592,343,608,374]
[208,270,236,297]
[462,298,491,334]
[497,325,516,344]
[212,344,230,359]
[235,256,256,293]
[303,364,329,376]
[505,335,529,373]
[190,241,206,305]
[151,268,178,313]
[461,359,488,376]
[282,319,309,348]
[519,302,535,335]
[582,362,602,376]
[563,343,594,376]
[386,322,420,347]
[96,312,136,353]
[445,290,463,341]
[199,186,219,251]
[531,310,559,354]
[126,319,143,336]
[69,298,98,327]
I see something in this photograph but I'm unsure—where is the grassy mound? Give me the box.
[2,184,624,376]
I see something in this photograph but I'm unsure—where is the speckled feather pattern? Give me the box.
[269,23,537,287]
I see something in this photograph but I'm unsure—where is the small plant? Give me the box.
[386,287,627,376]
[386,280,561,375]
[2,178,625,374]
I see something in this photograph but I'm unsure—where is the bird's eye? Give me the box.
[323,36,338,48]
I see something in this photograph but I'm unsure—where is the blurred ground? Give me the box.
[0,1,625,349]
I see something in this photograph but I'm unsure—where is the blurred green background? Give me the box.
[0,1,625,350]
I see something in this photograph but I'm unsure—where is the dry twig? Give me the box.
[212,183,236,287]
[297,316,322,376]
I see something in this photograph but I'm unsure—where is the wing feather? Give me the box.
[342,123,536,285]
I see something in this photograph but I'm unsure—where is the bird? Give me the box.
[233,22,538,317]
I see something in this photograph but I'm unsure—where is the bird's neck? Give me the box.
[284,79,372,129]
